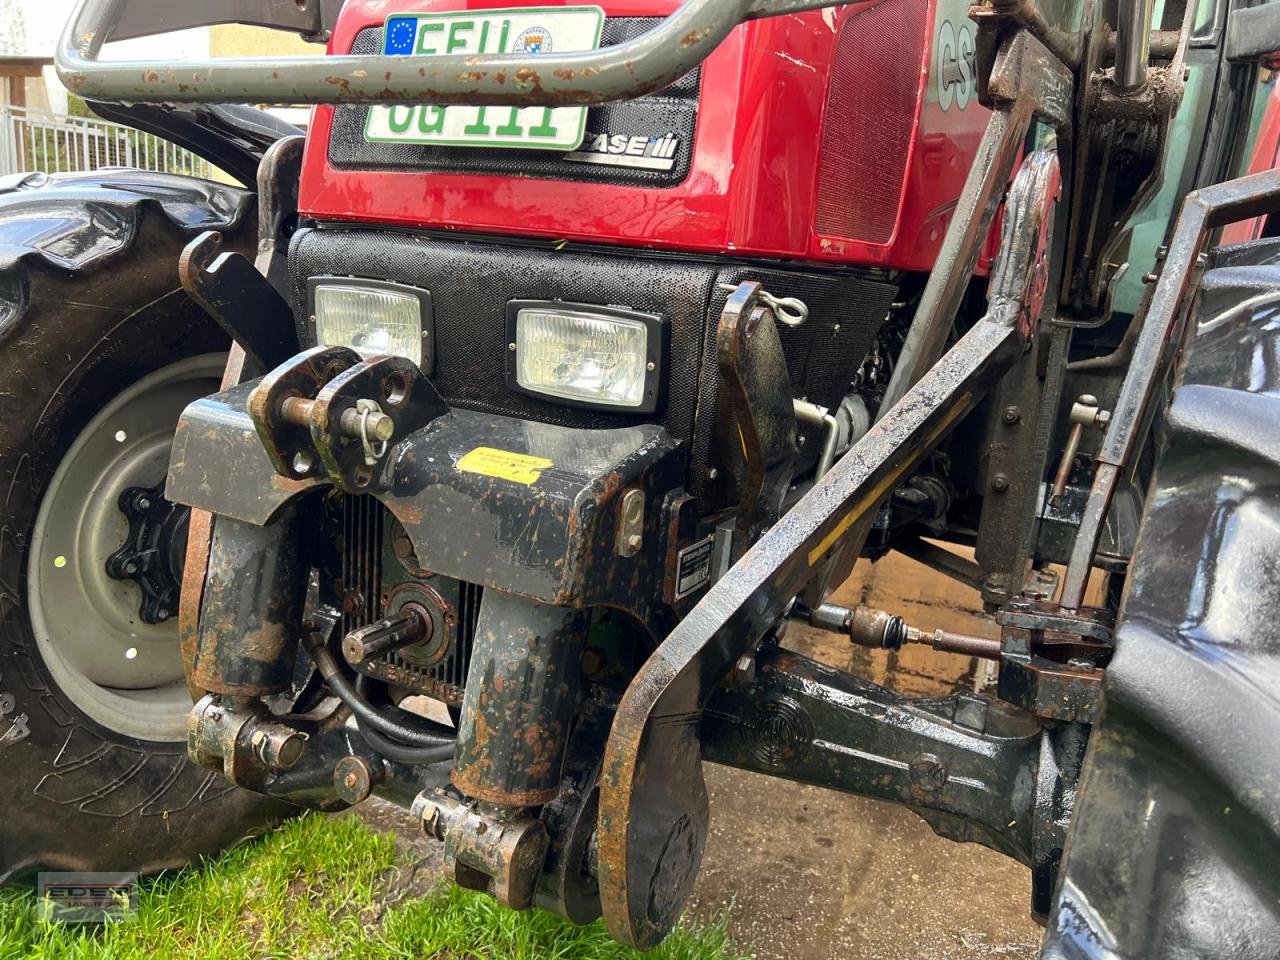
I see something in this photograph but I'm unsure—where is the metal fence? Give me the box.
[0,105,217,179]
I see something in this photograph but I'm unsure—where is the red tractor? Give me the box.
[2,0,1279,954]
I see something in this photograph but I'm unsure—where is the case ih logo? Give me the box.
[37,872,138,923]
[564,132,681,171]
[937,19,976,111]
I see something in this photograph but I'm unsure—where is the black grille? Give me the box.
[340,493,384,636]
[328,18,699,188]
[291,228,897,483]
[339,495,476,705]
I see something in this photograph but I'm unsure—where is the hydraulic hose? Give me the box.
[303,632,456,749]
[354,719,455,765]
[353,675,456,765]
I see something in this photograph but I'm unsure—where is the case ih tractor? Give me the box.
[1,0,1278,953]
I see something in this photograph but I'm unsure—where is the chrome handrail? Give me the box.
[57,0,844,107]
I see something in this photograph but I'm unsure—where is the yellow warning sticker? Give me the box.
[457,447,554,485]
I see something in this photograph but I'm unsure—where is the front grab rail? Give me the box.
[57,0,844,108]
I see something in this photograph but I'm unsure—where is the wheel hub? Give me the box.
[105,483,190,625]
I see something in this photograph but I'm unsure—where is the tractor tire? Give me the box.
[0,172,290,882]
[1043,239,1280,957]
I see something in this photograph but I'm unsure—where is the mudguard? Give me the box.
[1044,239,1280,958]
[0,170,253,285]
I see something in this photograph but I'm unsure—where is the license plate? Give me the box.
[365,6,605,151]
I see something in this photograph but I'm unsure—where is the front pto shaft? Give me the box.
[341,604,432,666]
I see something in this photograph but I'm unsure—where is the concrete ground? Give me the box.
[356,546,1045,959]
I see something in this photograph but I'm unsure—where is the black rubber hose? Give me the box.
[354,721,455,766]
[303,634,456,748]
[353,674,457,765]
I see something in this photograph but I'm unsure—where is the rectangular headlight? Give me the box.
[506,301,665,412]
[309,278,432,370]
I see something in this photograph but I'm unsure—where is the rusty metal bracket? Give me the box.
[246,345,362,483]
[177,136,309,702]
[597,315,1021,947]
[246,346,448,494]
[179,230,300,372]
[712,281,797,553]
[1060,167,1280,609]
[310,356,449,493]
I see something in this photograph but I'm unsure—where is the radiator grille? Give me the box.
[813,0,927,244]
[339,495,475,705]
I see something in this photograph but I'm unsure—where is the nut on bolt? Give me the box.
[333,755,376,805]
[908,754,948,793]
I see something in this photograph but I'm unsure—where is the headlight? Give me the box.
[506,301,665,412]
[309,278,432,370]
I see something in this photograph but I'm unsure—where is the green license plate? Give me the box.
[365,6,605,151]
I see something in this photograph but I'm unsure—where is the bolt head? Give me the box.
[1002,406,1021,425]
[333,755,373,804]
[991,474,1011,492]
[137,497,151,511]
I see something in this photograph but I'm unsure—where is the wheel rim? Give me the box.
[28,354,226,742]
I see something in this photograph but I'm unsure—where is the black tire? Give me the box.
[1044,239,1280,957]
[0,172,290,881]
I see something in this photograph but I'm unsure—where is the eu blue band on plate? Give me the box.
[385,17,419,55]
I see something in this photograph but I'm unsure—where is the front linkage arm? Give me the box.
[597,128,1066,944]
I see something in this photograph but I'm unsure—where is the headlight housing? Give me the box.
[505,301,666,413]
[309,277,433,370]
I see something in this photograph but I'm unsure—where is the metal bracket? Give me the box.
[712,281,798,553]
[246,346,448,494]
[311,356,449,493]
[179,230,301,372]
[597,90,1067,943]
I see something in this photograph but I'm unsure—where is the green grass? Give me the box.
[0,813,747,960]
